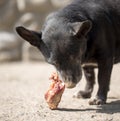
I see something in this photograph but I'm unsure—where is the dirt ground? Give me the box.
[0,62,120,121]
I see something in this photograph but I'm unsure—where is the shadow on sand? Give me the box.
[57,100,120,114]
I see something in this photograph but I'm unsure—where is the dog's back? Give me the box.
[57,0,120,63]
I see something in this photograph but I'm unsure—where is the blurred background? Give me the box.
[0,0,72,63]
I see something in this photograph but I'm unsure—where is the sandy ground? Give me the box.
[0,62,120,121]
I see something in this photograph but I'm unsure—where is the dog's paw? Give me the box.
[89,97,106,105]
[73,90,91,99]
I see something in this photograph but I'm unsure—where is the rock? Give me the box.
[0,32,22,62]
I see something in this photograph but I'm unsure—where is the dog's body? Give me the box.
[16,0,120,105]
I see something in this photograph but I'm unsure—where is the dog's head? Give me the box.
[16,13,92,88]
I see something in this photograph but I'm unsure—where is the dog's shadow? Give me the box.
[97,100,120,114]
[57,107,96,112]
[57,99,120,114]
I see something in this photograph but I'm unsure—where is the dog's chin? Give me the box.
[64,82,76,88]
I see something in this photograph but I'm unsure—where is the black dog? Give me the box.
[16,0,120,105]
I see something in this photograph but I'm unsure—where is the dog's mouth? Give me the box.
[58,72,77,88]
[64,82,76,88]
[57,65,82,89]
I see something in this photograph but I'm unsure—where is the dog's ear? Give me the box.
[70,20,92,36]
[16,26,50,59]
[16,26,41,47]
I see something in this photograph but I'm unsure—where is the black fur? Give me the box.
[16,0,120,105]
